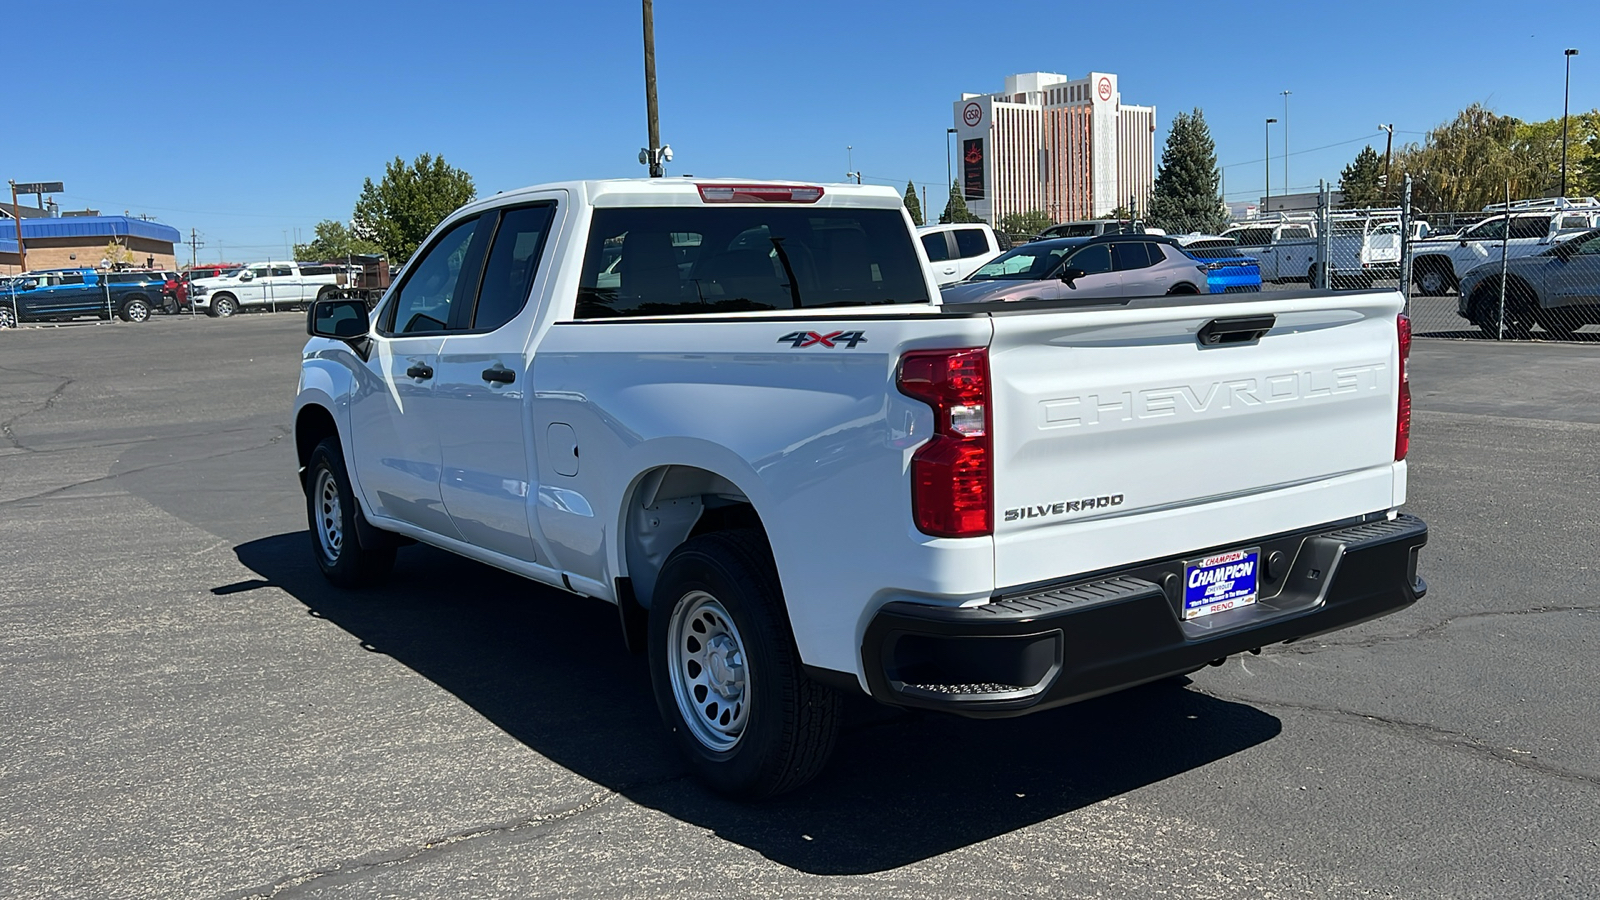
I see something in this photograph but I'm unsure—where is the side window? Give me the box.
[1112,242,1154,270]
[1465,218,1506,241]
[921,232,952,262]
[471,204,556,331]
[953,228,990,258]
[1068,243,1113,274]
[1279,226,1311,240]
[1509,216,1551,240]
[1145,243,1167,265]
[384,215,485,335]
[1230,229,1269,247]
[270,266,293,277]
[1571,232,1600,255]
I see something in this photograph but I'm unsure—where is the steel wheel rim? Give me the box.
[668,591,751,751]
[313,468,343,563]
[0,308,14,328]
[1420,270,1444,294]
[128,301,148,322]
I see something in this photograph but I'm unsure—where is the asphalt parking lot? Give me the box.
[2,313,1596,899]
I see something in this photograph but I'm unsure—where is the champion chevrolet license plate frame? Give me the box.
[1182,547,1261,620]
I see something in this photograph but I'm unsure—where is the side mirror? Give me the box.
[1059,266,1087,286]
[238,270,254,281]
[308,297,370,341]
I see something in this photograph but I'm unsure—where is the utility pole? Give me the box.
[188,228,205,268]
[1562,49,1580,197]
[641,0,664,177]
[1280,90,1292,196]
[1378,124,1394,199]
[7,181,25,272]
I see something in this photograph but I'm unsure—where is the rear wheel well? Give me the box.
[295,405,339,487]
[622,465,767,612]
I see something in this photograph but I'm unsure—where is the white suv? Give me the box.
[917,223,1003,285]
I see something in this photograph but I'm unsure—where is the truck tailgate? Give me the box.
[987,291,1405,590]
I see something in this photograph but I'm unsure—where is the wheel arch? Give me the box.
[617,463,771,615]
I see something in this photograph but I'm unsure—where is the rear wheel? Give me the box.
[1470,281,1534,338]
[118,296,151,323]
[1415,263,1453,297]
[649,530,841,798]
[0,305,15,329]
[1166,282,1199,295]
[305,437,396,587]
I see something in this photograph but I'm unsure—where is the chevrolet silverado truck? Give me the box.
[294,178,1428,798]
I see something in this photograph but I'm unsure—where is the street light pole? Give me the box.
[1281,90,1292,197]
[1379,123,1395,199]
[1265,118,1277,216]
[1562,49,1580,197]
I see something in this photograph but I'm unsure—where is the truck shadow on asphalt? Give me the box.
[230,532,1281,875]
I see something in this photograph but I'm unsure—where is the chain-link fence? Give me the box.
[1227,185,1600,341]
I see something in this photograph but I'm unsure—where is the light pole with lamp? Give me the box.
[1280,90,1292,196]
[1562,48,1580,197]
[1265,118,1277,216]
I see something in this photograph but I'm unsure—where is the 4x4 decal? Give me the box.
[778,330,867,349]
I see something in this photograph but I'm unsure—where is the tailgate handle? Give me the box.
[1197,314,1276,346]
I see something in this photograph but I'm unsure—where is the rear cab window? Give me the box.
[576,206,929,318]
[953,228,990,258]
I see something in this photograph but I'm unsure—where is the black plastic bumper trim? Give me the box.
[862,514,1428,717]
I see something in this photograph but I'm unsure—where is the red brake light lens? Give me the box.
[696,184,825,204]
[897,348,992,538]
[1396,313,1412,461]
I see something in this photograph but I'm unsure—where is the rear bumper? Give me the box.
[862,513,1427,718]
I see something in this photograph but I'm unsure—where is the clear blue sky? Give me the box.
[9,0,1595,261]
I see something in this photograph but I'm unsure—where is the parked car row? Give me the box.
[1455,227,1600,336]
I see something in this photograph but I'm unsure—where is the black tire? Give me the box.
[118,296,151,323]
[1166,282,1199,295]
[211,294,238,318]
[305,437,396,588]
[0,305,15,329]
[648,530,841,799]
[1414,262,1453,297]
[1469,282,1534,339]
[317,285,338,303]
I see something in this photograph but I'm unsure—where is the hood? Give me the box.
[940,278,1047,304]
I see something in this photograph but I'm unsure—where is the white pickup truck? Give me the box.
[192,261,348,317]
[294,178,1428,798]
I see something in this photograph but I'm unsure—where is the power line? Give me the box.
[1220,132,1384,170]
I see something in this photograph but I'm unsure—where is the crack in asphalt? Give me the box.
[0,426,289,509]
[1270,605,1600,656]
[1,374,73,453]
[0,422,288,457]
[223,774,690,899]
[1197,689,1600,790]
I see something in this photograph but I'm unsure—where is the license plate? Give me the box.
[1183,548,1261,620]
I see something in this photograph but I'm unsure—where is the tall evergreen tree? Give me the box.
[903,181,924,226]
[939,181,980,224]
[1146,109,1226,234]
[1338,146,1386,209]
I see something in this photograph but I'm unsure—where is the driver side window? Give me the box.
[385,216,484,335]
[1067,243,1113,275]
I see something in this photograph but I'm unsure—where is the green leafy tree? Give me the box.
[939,181,981,224]
[1578,132,1600,196]
[293,219,384,261]
[1146,109,1227,234]
[903,181,924,226]
[998,210,1051,242]
[352,153,477,263]
[1338,146,1386,209]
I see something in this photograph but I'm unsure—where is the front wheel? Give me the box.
[211,294,238,318]
[649,530,841,799]
[0,305,15,329]
[118,296,151,323]
[1415,265,1452,297]
[305,437,396,587]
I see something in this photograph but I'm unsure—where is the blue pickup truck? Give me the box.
[0,268,170,327]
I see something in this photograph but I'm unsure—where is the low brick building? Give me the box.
[1,215,181,274]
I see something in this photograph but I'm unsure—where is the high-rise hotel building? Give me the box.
[952,72,1156,224]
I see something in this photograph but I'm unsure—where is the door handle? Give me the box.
[1198,314,1276,346]
[406,363,434,379]
[481,367,515,384]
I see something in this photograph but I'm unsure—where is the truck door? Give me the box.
[433,200,560,562]
[237,266,271,307]
[348,213,490,540]
[265,264,299,308]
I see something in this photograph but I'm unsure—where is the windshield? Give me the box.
[968,240,1083,280]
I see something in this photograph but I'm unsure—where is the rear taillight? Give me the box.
[1396,314,1412,461]
[696,184,825,203]
[896,348,992,537]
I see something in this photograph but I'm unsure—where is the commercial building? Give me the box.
[0,214,181,275]
[952,72,1156,225]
